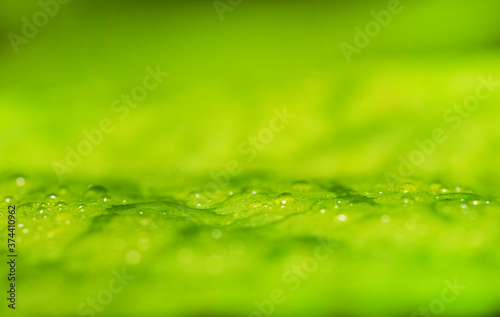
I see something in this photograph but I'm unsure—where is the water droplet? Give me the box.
[188,190,210,208]
[56,201,68,212]
[400,182,416,193]
[381,215,390,223]
[430,182,448,194]
[102,195,111,202]
[275,193,295,206]
[337,214,347,222]
[84,185,108,199]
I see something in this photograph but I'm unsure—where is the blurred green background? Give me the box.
[1,0,500,191]
[2,1,500,317]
